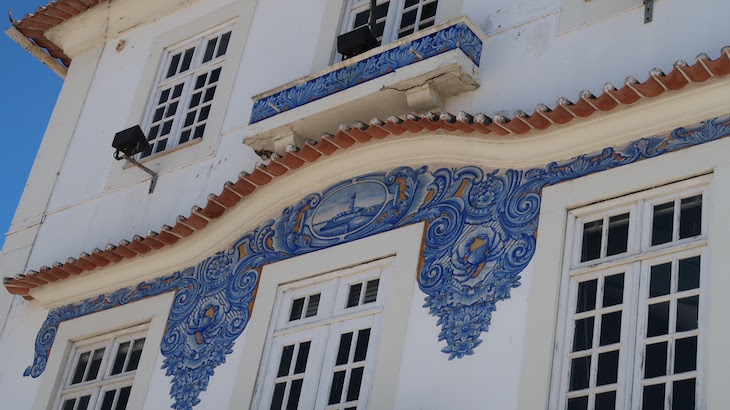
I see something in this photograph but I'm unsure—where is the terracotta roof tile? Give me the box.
[6,45,730,299]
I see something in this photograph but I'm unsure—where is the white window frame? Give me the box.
[138,20,235,160]
[254,257,393,409]
[552,176,710,410]
[53,324,148,410]
[31,293,174,410]
[229,223,425,410]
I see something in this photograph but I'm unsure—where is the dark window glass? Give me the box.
[405,0,419,7]
[336,332,353,366]
[154,138,168,154]
[581,220,603,262]
[567,396,588,410]
[179,48,195,73]
[112,342,130,375]
[179,130,192,144]
[421,1,438,20]
[572,317,594,352]
[203,86,217,103]
[100,390,116,410]
[126,338,145,372]
[595,391,616,410]
[195,74,207,90]
[569,355,591,391]
[642,384,665,410]
[606,213,629,256]
[347,366,364,401]
[305,294,320,318]
[199,105,211,122]
[277,345,294,377]
[650,263,671,297]
[347,283,362,308]
[676,296,699,332]
[165,102,178,118]
[294,342,310,374]
[328,371,346,405]
[158,89,170,104]
[115,386,132,410]
[270,382,286,410]
[400,9,417,28]
[203,38,218,63]
[184,112,196,128]
[419,19,435,30]
[576,279,597,313]
[210,68,222,84]
[86,348,105,380]
[286,379,303,410]
[363,279,379,304]
[153,107,165,122]
[603,273,624,307]
[647,302,670,337]
[193,125,205,139]
[600,312,622,346]
[216,32,231,58]
[678,256,701,292]
[289,298,304,321]
[652,202,674,246]
[77,395,91,410]
[166,53,181,78]
[148,125,160,141]
[597,350,619,386]
[674,336,697,373]
[645,341,668,378]
[72,351,90,384]
[172,83,184,99]
[63,399,76,410]
[672,379,695,410]
[354,328,371,362]
[679,195,702,239]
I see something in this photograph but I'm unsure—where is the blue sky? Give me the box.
[0,0,63,250]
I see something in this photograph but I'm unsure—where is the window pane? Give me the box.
[112,342,130,375]
[595,391,616,410]
[293,341,310,374]
[581,220,602,262]
[193,125,205,139]
[179,130,192,144]
[400,9,417,28]
[652,202,674,246]
[422,1,438,20]
[645,341,667,378]
[195,74,207,90]
[270,383,286,410]
[353,328,371,362]
[642,384,665,410]
[606,213,629,256]
[676,296,699,332]
[678,256,701,292]
[115,386,132,410]
[346,366,364,401]
[567,396,588,410]
[100,390,116,410]
[328,370,346,405]
[71,351,90,384]
[672,379,695,410]
[154,138,168,154]
[674,336,697,373]
[569,355,591,391]
[277,345,294,377]
[649,263,671,298]
[210,67,222,84]
[305,294,320,318]
[363,279,379,304]
[603,273,624,307]
[77,395,91,410]
[596,350,619,385]
[86,348,105,381]
[166,53,181,78]
[172,83,184,99]
[599,311,621,346]
[203,38,218,63]
[216,32,231,57]
[126,338,145,372]
[336,332,353,366]
[347,283,362,308]
[572,317,594,352]
[286,379,303,410]
[679,195,702,239]
[62,399,76,410]
[647,302,670,337]
[576,279,597,313]
[179,47,195,73]
[289,298,304,321]
[158,88,170,104]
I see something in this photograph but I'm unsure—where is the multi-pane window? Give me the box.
[255,258,392,409]
[139,22,233,158]
[555,177,708,410]
[339,0,438,58]
[54,324,147,410]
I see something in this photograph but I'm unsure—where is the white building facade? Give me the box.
[2,0,730,409]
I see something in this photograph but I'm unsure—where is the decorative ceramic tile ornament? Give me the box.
[24,116,730,410]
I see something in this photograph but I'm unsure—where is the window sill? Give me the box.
[244,16,486,155]
[121,137,203,170]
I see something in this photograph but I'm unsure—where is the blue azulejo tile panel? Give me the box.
[249,22,483,124]
[23,116,730,410]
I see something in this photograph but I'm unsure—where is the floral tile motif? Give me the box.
[23,116,730,410]
[249,22,483,124]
